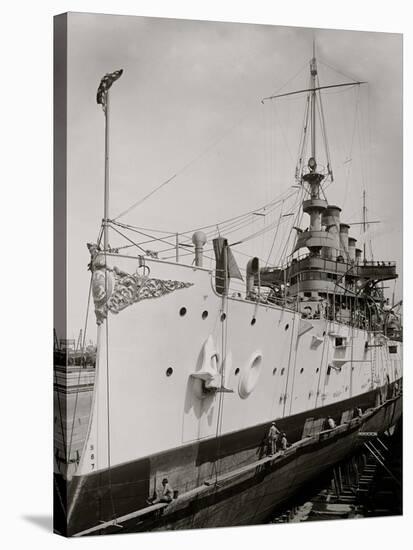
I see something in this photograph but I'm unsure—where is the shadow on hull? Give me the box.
[59,392,401,536]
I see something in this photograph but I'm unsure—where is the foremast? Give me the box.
[261,52,399,336]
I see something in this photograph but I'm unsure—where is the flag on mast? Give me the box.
[96,69,123,111]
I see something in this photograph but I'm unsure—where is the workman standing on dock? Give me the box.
[268,422,280,455]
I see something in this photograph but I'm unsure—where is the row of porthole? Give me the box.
[179,307,290,331]
[166,364,321,378]
[180,307,226,322]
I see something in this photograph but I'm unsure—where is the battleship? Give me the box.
[54,43,402,536]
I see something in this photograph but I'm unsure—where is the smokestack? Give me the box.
[355,248,362,264]
[339,223,350,258]
[322,205,341,259]
[348,237,357,262]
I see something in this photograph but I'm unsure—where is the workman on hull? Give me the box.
[148,478,174,505]
[267,422,280,455]
[327,416,336,429]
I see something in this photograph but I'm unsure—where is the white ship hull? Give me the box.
[60,254,402,535]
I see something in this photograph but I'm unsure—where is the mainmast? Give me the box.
[363,189,367,263]
[310,41,317,160]
[300,46,325,253]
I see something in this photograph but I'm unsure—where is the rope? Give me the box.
[283,299,298,418]
[318,58,361,87]
[113,105,262,221]
[54,365,67,464]
[213,289,229,485]
[56,226,102,469]
[264,200,284,267]
[110,220,178,250]
[103,235,117,522]
[263,61,309,102]
[67,274,93,463]
[108,224,147,254]
[314,317,330,409]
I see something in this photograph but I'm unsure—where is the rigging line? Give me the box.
[110,220,179,249]
[296,93,311,180]
[276,113,296,166]
[110,223,179,235]
[161,249,216,261]
[127,204,259,244]
[54,365,68,465]
[214,293,229,484]
[318,58,362,87]
[283,306,297,418]
[165,191,299,253]
[113,106,262,221]
[108,225,147,254]
[230,213,292,247]
[96,224,104,248]
[102,215,117,522]
[280,210,304,267]
[105,308,117,521]
[342,86,361,206]
[230,248,270,266]
[276,189,304,266]
[315,78,332,173]
[67,275,93,463]
[266,61,309,98]
[274,201,301,265]
[265,201,284,267]
[155,204,276,253]
[216,199,294,242]
[314,316,330,409]
[178,187,298,238]
[182,203,280,242]
[120,186,298,257]
[357,99,367,189]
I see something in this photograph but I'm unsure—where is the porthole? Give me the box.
[272,367,277,375]
[166,367,173,377]
[235,368,240,376]
[281,368,285,375]
[251,318,256,326]
[300,368,304,374]
[220,313,227,322]
[323,331,326,336]
[179,307,187,317]
[316,367,319,373]
[285,324,289,331]
[202,310,208,320]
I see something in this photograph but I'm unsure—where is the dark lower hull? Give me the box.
[57,385,402,536]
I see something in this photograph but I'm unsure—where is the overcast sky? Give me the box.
[64,13,402,340]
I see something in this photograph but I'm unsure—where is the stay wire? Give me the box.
[113,105,263,221]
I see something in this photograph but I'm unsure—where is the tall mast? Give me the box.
[310,40,317,160]
[363,189,366,263]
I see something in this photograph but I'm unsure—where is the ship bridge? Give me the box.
[260,255,397,296]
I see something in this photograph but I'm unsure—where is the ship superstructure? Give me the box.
[54,49,402,537]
